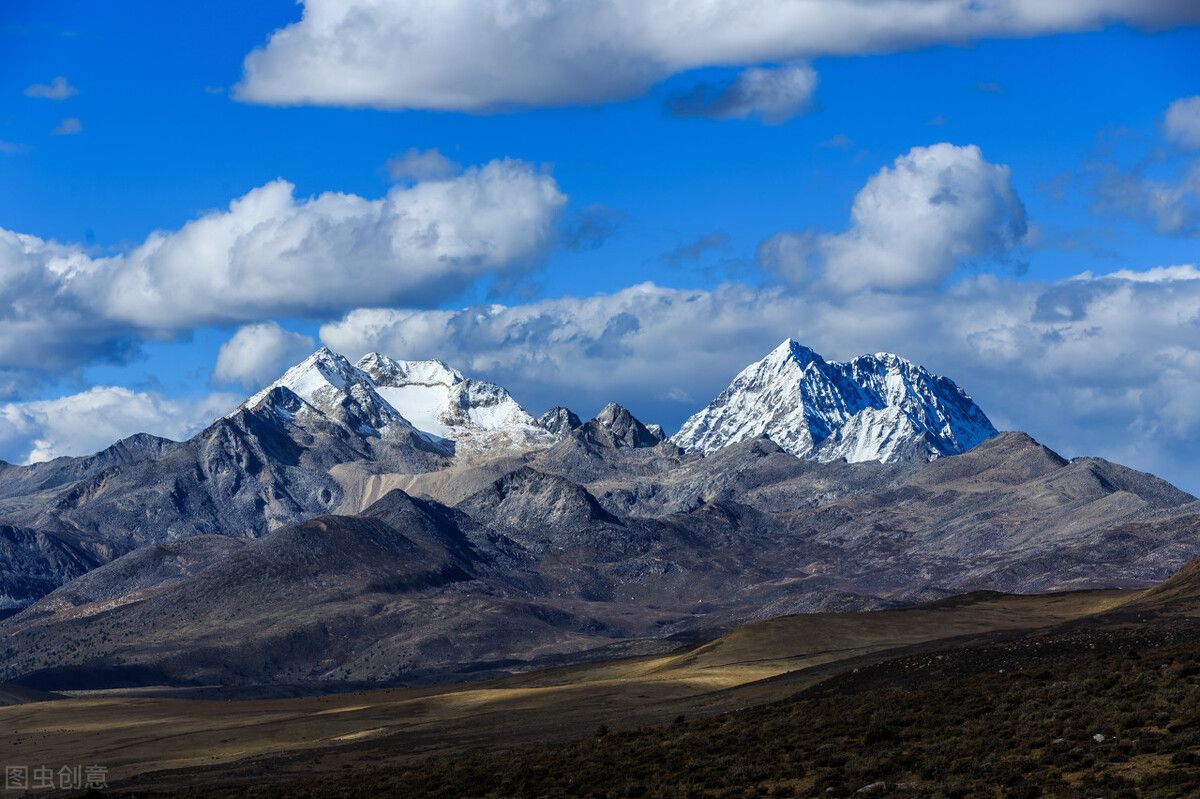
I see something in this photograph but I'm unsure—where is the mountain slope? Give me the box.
[672,339,997,462]
[0,526,99,610]
[4,432,1198,689]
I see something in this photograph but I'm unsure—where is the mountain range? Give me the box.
[0,339,987,609]
[1,340,1198,689]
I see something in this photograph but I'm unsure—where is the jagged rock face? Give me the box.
[672,339,997,463]
[537,406,582,437]
[580,403,663,449]
[0,526,98,610]
[645,423,667,442]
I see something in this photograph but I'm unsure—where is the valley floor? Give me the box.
[240,617,1200,798]
[0,588,1137,796]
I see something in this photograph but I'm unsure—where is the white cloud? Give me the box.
[96,160,564,327]
[213,322,315,388]
[765,144,1027,292]
[24,76,78,101]
[1100,264,1200,282]
[386,147,462,182]
[235,1,1200,112]
[320,265,1200,493]
[0,388,236,464]
[1164,95,1200,149]
[0,228,134,376]
[51,117,83,136]
[819,143,1027,291]
[667,63,817,123]
[0,159,565,378]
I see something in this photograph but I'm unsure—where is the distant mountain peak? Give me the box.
[537,406,582,436]
[236,347,555,457]
[581,402,662,449]
[672,340,996,463]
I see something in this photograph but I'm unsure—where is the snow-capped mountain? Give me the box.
[356,352,554,454]
[241,347,423,442]
[241,347,554,456]
[671,339,997,463]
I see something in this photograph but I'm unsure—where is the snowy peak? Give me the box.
[236,347,555,456]
[239,350,424,444]
[765,338,822,371]
[356,353,553,454]
[671,339,997,463]
[244,346,363,414]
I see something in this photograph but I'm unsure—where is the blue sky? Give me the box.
[1,2,1199,489]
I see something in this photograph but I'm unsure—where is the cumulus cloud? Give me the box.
[0,388,235,464]
[667,63,817,123]
[320,265,1200,493]
[24,76,78,100]
[0,228,139,377]
[213,322,315,388]
[759,144,1027,292]
[0,159,565,379]
[1164,95,1200,149]
[235,1,1200,112]
[819,143,1027,291]
[97,160,563,327]
[385,147,462,182]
